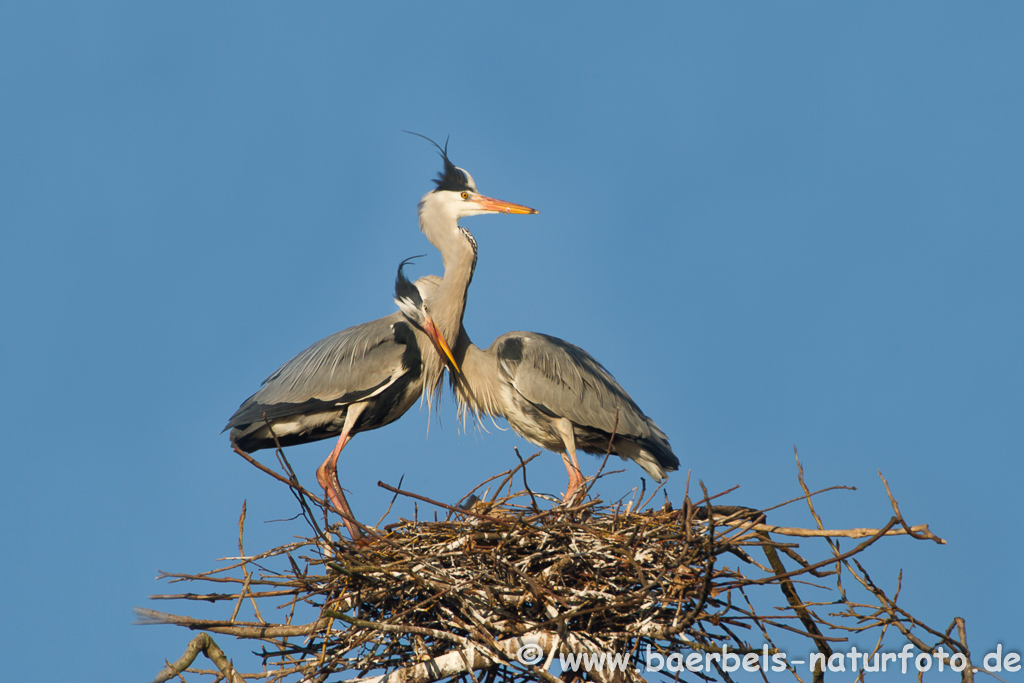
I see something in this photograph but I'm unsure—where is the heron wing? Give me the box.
[495,332,657,442]
[225,312,414,430]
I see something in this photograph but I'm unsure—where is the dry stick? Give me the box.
[850,558,964,652]
[856,612,892,683]
[177,666,285,681]
[515,448,542,512]
[754,483,857,517]
[150,633,244,683]
[391,602,507,679]
[229,501,249,620]
[436,603,527,683]
[342,633,569,683]
[737,585,782,652]
[954,618,975,683]
[233,444,304,493]
[165,539,308,579]
[377,481,517,528]
[769,543,833,579]
[257,418,373,546]
[147,454,966,683]
[452,452,542,511]
[150,589,298,603]
[257,417,327,516]
[667,482,716,637]
[815,495,960,657]
[136,607,329,638]
[229,501,267,625]
[640,478,672,513]
[723,517,900,589]
[492,499,604,542]
[265,425,372,547]
[686,483,742,510]
[793,448,826,532]
[794,446,852,614]
[759,536,834,677]
[455,648,485,683]
[719,518,942,541]
[878,470,945,544]
[665,602,848,643]
[488,449,538,503]
[270,440,328,540]
[322,611,469,648]
[375,474,406,527]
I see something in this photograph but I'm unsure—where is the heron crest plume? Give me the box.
[403,130,475,193]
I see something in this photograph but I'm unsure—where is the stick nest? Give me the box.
[141,450,976,683]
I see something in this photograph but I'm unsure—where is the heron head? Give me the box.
[410,133,538,227]
[394,257,461,374]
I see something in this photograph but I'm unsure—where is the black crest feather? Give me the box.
[403,131,472,193]
[394,255,426,307]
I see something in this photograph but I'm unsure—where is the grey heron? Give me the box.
[395,262,679,502]
[225,145,536,538]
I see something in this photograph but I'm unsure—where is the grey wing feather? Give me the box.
[226,312,407,429]
[498,332,659,441]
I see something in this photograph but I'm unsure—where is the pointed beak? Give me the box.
[474,194,539,215]
[422,316,461,374]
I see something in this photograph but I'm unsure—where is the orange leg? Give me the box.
[316,429,363,541]
[560,450,585,504]
[555,417,585,504]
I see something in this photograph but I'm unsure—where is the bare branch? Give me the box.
[142,448,971,683]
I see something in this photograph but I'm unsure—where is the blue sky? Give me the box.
[1,3,1021,680]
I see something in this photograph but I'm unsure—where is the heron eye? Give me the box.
[460,191,469,200]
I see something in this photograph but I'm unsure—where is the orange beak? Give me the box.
[475,194,539,215]
[423,316,461,374]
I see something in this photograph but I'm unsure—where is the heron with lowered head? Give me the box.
[394,260,679,503]
[225,144,537,539]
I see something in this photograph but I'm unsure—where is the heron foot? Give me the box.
[316,459,364,542]
[561,462,587,505]
[562,479,589,506]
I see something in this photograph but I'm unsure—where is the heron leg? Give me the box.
[316,404,368,540]
[554,418,585,504]
[560,451,585,503]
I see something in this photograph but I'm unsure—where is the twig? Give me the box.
[144,449,970,683]
[150,633,244,683]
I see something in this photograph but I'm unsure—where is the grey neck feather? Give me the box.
[449,327,506,427]
[416,196,479,404]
